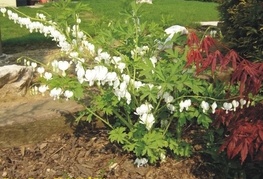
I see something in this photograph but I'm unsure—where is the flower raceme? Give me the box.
[0,8,86,56]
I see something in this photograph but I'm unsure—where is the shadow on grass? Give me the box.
[2,33,57,54]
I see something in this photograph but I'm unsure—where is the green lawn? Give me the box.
[0,0,219,45]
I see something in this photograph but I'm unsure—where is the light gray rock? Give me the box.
[0,64,33,97]
[0,53,13,65]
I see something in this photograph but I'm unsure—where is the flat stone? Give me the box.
[0,54,13,65]
[199,21,222,27]
[0,47,85,147]
[0,65,33,97]
[0,90,84,148]
[0,95,84,127]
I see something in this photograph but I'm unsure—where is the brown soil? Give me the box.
[0,42,216,179]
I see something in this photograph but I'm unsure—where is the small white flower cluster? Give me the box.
[180,99,249,114]
[5,9,69,48]
[85,65,110,86]
[209,30,217,38]
[135,103,155,130]
[160,91,216,114]
[40,59,71,79]
[131,46,149,59]
[38,85,49,96]
[0,8,94,58]
[0,7,7,16]
[134,158,148,167]
[149,56,158,68]
[159,91,250,115]
[23,59,53,80]
[222,99,249,114]
[24,58,73,100]
[114,74,132,104]
[75,61,131,104]
[36,13,46,20]
[201,101,217,114]
[179,99,192,112]
[95,49,111,64]
[30,85,73,100]
[30,86,40,95]
[162,92,175,113]
[132,80,145,90]
[74,46,155,105]
[49,88,73,100]
[111,56,126,73]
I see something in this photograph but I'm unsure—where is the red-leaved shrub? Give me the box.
[186,31,263,164]
[214,104,263,164]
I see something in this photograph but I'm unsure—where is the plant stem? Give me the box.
[153,97,163,115]
[112,109,133,130]
[85,107,114,129]
[17,56,46,67]
[174,95,241,102]
[163,116,173,136]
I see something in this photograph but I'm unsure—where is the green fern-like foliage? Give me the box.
[218,0,263,61]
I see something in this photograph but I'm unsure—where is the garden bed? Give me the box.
[0,42,217,179]
[0,123,213,179]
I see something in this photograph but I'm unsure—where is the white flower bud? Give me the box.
[201,101,209,113]
[64,90,73,100]
[222,102,233,114]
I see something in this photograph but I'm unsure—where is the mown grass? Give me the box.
[0,0,219,46]
[86,0,219,25]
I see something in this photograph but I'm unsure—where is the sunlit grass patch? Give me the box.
[0,0,219,45]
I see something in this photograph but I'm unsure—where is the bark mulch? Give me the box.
[0,123,215,179]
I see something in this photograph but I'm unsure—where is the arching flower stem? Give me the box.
[174,95,241,102]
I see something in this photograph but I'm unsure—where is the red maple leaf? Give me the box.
[200,36,216,56]
[217,104,263,164]
[220,50,241,71]
[187,32,200,47]
[231,60,263,96]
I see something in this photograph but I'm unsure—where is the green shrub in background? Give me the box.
[218,0,263,61]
